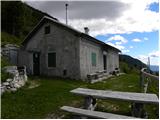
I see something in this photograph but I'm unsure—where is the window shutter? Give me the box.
[91,52,96,66]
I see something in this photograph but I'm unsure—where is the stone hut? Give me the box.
[18,16,120,81]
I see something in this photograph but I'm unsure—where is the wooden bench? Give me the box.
[70,88,159,118]
[61,106,137,119]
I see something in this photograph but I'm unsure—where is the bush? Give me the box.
[1,71,12,82]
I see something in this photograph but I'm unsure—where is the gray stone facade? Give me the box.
[18,16,120,81]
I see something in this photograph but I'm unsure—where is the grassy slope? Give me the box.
[1,32,22,46]
[1,74,158,119]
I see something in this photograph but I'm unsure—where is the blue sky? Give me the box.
[96,30,159,65]
[95,2,159,65]
[26,0,159,65]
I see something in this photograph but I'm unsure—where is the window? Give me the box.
[45,26,50,34]
[48,52,56,67]
[91,52,96,66]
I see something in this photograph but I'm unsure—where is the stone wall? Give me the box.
[1,66,27,95]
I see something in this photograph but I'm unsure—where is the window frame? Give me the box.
[44,25,50,34]
[47,51,56,68]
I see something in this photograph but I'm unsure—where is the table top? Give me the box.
[71,88,159,104]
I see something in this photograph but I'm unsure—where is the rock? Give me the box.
[24,75,28,81]
[14,83,21,88]
[1,88,5,95]
[18,80,25,86]
[10,82,15,88]
[6,86,11,89]
[3,82,9,86]
[6,78,13,82]
[10,88,17,92]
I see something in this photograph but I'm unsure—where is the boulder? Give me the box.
[3,82,9,86]
[6,78,13,82]
[1,88,5,95]
[14,83,21,88]
[18,80,25,86]
[10,88,17,92]
[10,82,15,88]
[6,86,11,89]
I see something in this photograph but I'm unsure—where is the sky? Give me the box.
[24,0,159,65]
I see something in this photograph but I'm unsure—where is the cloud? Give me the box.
[24,0,160,36]
[106,42,125,50]
[107,35,128,43]
[122,49,130,53]
[25,1,129,20]
[144,37,149,41]
[105,35,130,53]
[135,50,159,65]
[129,46,133,48]
[132,38,142,42]
[149,50,160,57]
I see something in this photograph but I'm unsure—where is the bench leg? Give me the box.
[131,103,148,118]
[84,96,97,110]
[80,96,97,119]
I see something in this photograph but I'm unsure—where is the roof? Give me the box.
[22,16,121,52]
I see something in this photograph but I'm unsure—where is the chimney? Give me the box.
[84,27,89,34]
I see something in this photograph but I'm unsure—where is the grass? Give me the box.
[1,74,158,119]
[1,32,22,46]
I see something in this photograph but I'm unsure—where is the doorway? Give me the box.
[33,52,40,75]
[103,55,107,70]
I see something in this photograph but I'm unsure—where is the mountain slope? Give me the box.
[119,54,147,74]
[1,1,58,45]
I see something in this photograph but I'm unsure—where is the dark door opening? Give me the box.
[33,52,40,75]
[103,55,107,70]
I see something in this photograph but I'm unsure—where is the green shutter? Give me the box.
[48,53,56,67]
[91,52,96,66]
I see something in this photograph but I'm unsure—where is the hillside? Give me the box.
[119,54,147,73]
[1,1,58,45]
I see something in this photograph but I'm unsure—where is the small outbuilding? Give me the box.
[18,16,120,81]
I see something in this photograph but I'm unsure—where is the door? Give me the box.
[103,55,107,70]
[33,52,40,75]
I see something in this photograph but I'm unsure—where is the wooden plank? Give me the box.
[71,88,159,104]
[61,106,137,119]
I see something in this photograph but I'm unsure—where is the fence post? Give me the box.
[140,71,144,92]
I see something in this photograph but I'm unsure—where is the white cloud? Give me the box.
[115,42,122,45]
[149,50,160,57]
[122,49,130,53]
[144,37,149,41]
[132,38,142,42]
[135,50,159,65]
[106,35,129,53]
[129,46,133,48]
[107,35,128,43]
[106,42,125,50]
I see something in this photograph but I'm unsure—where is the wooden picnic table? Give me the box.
[61,88,159,118]
[71,88,158,117]
[71,88,159,104]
